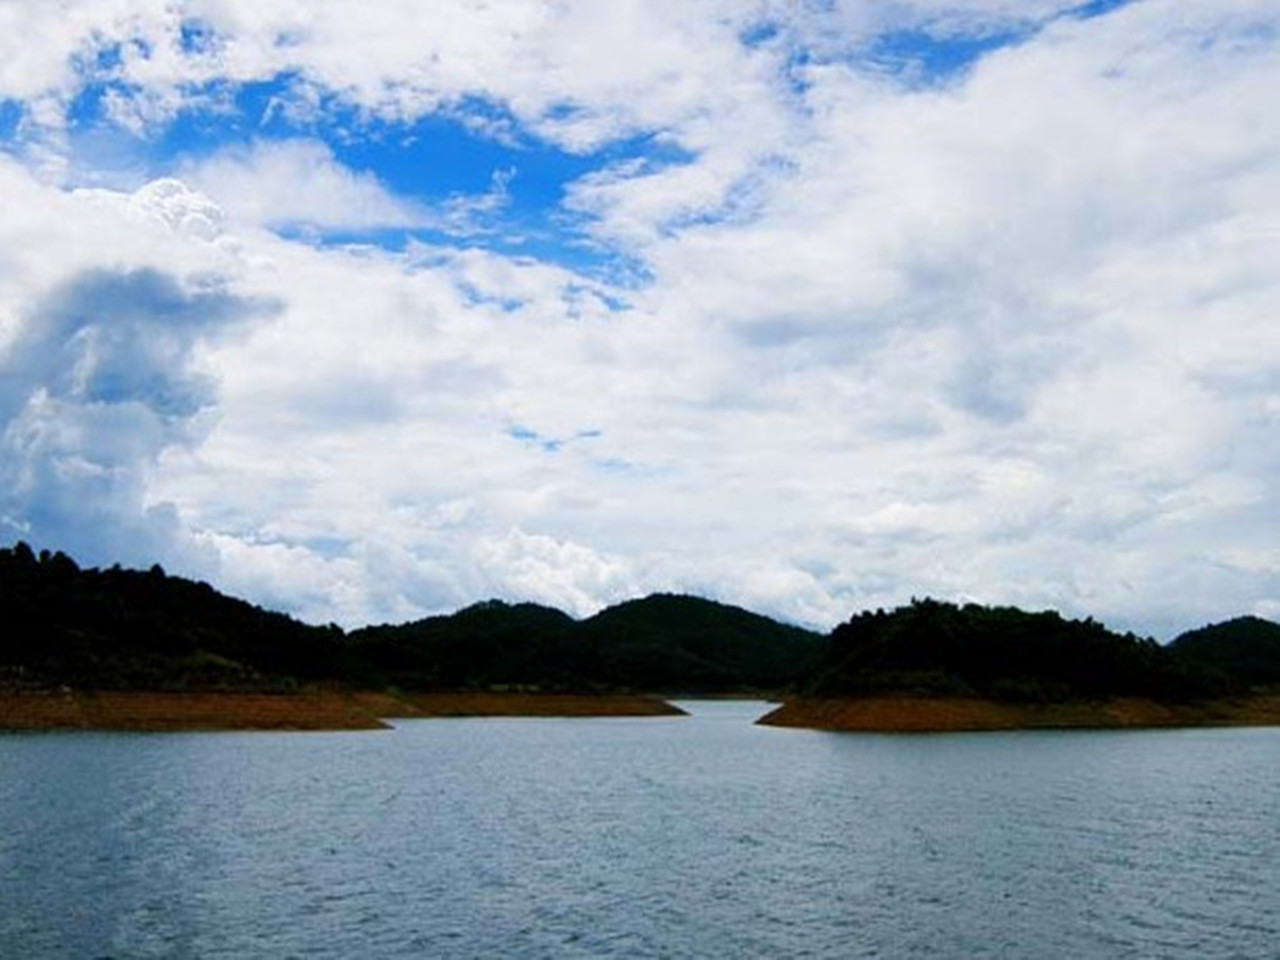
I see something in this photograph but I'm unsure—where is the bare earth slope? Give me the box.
[0,690,684,731]
[758,693,1280,732]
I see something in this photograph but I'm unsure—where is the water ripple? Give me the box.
[2,709,1278,957]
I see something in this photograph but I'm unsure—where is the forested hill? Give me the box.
[0,542,349,690]
[1169,616,1280,687]
[582,594,827,690]
[347,594,827,692]
[4,541,1271,700]
[804,599,1227,703]
[0,543,823,693]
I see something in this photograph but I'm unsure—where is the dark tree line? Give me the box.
[1170,616,1280,687]
[805,599,1232,702]
[0,544,823,694]
[0,542,346,690]
[2,542,1273,700]
[347,594,827,693]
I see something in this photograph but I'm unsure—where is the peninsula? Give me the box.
[0,542,812,729]
[759,601,1280,732]
[4,542,1279,732]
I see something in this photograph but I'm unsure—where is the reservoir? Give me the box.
[2,701,1277,957]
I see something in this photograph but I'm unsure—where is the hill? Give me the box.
[0,542,347,691]
[348,593,826,693]
[581,594,826,691]
[0,542,823,697]
[11,538,1276,735]
[757,600,1280,732]
[1170,616,1280,687]
[346,600,585,691]
[799,598,1218,704]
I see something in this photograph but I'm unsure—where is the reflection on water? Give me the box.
[3,702,1278,957]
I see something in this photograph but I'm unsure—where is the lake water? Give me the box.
[2,701,1278,958]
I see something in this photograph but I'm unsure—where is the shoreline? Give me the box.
[11,689,1279,733]
[382,692,687,720]
[757,693,1280,732]
[0,690,685,732]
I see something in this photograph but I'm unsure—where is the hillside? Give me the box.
[348,593,826,693]
[0,542,347,691]
[0,542,823,696]
[1170,616,1280,687]
[799,599,1219,704]
[756,599,1280,731]
[581,594,827,691]
[346,600,585,691]
[8,538,1273,734]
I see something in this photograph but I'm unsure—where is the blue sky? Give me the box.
[0,0,1277,637]
[60,73,660,274]
[44,0,1136,266]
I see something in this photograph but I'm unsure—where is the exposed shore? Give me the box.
[0,690,685,732]
[757,693,1280,733]
[13,689,1280,733]
[384,692,687,720]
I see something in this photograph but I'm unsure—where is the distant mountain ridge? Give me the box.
[802,599,1242,704]
[347,593,826,693]
[3,541,1276,701]
[0,542,823,694]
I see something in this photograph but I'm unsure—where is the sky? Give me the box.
[0,0,1277,638]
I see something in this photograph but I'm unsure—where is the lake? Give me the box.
[2,701,1278,958]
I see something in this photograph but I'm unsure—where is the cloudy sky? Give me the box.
[0,0,1277,637]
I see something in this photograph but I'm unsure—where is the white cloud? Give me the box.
[0,1,1278,638]
[0,2,768,141]
[76,177,227,239]
[473,529,637,617]
[185,139,423,230]
[0,265,271,572]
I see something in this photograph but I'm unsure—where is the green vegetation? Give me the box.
[346,593,826,693]
[0,543,822,695]
[4,541,1275,703]
[1170,616,1280,687]
[582,594,826,691]
[348,594,826,693]
[347,601,587,691]
[805,599,1227,703]
[0,541,347,690]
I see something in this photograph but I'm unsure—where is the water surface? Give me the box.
[2,701,1277,957]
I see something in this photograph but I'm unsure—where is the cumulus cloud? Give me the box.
[183,139,522,237]
[0,0,1277,637]
[0,268,274,569]
[473,529,638,617]
[0,2,767,143]
[186,139,425,231]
